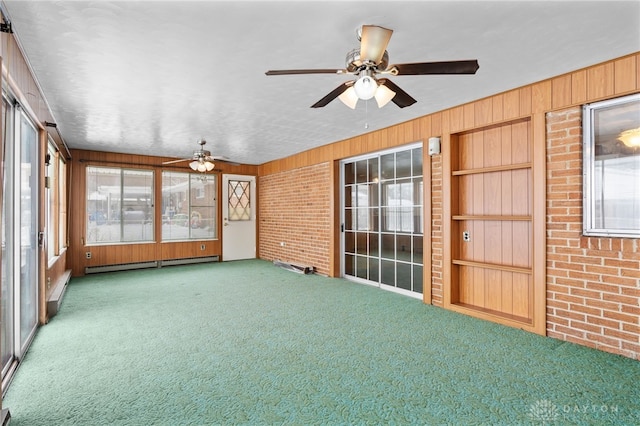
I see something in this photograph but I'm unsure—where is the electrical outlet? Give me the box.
[85,251,92,259]
[462,231,471,242]
[280,242,286,247]
[47,277,51,290]
[200,244,205,250]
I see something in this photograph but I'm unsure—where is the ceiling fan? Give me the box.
[162,139,233,172]
[265,25,479,109]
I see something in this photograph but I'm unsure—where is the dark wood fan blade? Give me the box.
[162,158,191,165]
[311,81,354,108]
[360,25,393,65]
[377,79,417,108]
[265,69,347,76]
[391,60,479,75]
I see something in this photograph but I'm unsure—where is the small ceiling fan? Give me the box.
[265,25,479,109]
[162,139,233,172]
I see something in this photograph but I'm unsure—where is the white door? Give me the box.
[222,174,256,261]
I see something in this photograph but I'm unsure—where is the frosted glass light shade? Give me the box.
[338,87,359,109]
[190,159,214,172]
[374,84,396,108]
[354,75,377,100]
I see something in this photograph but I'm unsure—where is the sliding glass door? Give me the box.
[1,98,39,387]
[342,144,424,298]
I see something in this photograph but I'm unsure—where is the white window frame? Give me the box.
[583,93,640,238]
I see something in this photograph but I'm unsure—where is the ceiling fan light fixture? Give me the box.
[354,75,378,100]
[190,158,214,172]
[618,127,640,148]
[374,84,396,108]
[338,86,359,109]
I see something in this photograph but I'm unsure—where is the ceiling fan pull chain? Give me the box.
[364,99,369,129]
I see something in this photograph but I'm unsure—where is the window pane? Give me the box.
[86,167,153,244]
[162,172,216,241]
[585,94,640,236]
[46,145,56,260]
[122,170,153,242]
[58,157,67,252]
[162,172,190,240]
[189,174,216,239]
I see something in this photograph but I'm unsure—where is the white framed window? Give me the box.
[162,171,217,241]
[583,94,640,237]
[86,166,154,244]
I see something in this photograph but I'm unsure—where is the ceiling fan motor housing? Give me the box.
[346,48,389,72]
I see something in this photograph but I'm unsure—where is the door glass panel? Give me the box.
[381,260,395,286]
[344,162,355,185]
[228,180,250,221]
[342,144,423,296]
[344,254,354,276]
[396,150,412,179]
[381,153,395,180]
[396,262,412,290]
[19,112,38,349]
[355,160,368,184]
[412,147,423,176]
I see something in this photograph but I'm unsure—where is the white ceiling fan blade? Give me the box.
[360,25,393,65]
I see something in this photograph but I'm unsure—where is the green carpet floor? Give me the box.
[4,259,639,425]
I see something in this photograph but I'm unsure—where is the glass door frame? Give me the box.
[340,142,424,300]
[1,97,40,392]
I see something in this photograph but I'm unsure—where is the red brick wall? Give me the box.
[258,162,332,275]
[546,107,640,360]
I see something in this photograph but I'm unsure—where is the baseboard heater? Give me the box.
[160,256,219,267]
[85,256,220,274]
[85,261,158,274]
[47,269,72,318]
[273,260,314,274]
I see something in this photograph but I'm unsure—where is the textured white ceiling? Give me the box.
[2,1,639,165]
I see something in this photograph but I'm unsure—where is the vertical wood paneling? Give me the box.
[492,94,504,122]
[614,56,637,94]
[532,81,552,113]
[519,86,532,116]
[571,69,588,104]
[463,103,475,129]
[475,98,493,128]
[587,62,615,100]
[503,89,520,120]
[449,106,464,133]
[552,74,572,110]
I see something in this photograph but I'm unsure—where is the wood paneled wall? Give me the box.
[1,26,71,324]
[258,52,640,342]
[68,149,258,276]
